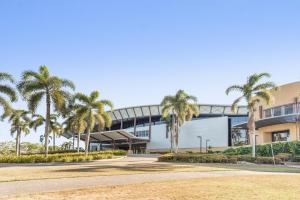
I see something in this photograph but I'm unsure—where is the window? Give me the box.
[272,130,290,142]
[273,107,282,116]
[284,104,294,115]
[135,130,149,138]
[264,109,272,118]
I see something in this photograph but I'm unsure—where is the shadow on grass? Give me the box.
[53,164,191,173]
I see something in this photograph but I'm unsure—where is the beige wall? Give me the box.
[251,82,300,144]
[256,123,299,145]
[254,81,300,120]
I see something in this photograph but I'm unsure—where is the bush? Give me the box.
[158,153,283,165]
[0,150,127,163]
[223,141,300,157]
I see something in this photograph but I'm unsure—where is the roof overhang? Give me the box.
[233,114,300,129]
[80,130,149,143]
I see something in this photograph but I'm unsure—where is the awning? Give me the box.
[233,114,300,129]
[80,130,149,143]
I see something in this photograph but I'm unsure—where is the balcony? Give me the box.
[263,103,300,119]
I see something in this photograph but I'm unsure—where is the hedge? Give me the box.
[223,141,300,157]
[158,153,283,165]
[0,150,127,163]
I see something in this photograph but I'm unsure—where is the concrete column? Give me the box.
[134,117,137,136]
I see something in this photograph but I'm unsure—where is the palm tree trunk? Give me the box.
[171,115,175,153]
[247,108,256,157]
[175,122,179,154]
[16,129,21,156]
[77,132,80,153]
[53,132,56,151]
[44,94,51,158]
[85,129,90,157]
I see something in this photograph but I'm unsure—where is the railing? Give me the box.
[263,103,300,119]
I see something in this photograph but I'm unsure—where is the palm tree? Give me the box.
[161,90,200,153]
[30,114,64,151]
[0,72,17,117]
[226,72,276,157]
[74,91,113,156]
[6,109,31,156]
[63,111,87,153]
[18,66,75,157]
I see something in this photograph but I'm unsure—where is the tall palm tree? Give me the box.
[18,66,75,157]
[161,90,200,153]
[0,72,17,117]
[226,72,276,157]
[6,109,31,156]
[74,91,113,156]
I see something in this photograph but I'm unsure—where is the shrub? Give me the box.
[158,153,283,165]
[0,150,126,163]
[223,141,300,157]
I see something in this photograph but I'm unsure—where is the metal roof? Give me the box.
[109,104,248,123]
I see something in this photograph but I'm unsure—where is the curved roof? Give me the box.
[108,104,248,123]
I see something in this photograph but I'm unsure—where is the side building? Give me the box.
[64,104,248,153]
[234,81,300,145]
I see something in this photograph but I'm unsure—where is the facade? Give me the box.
[64,104,248,153]
[234,81,300,145]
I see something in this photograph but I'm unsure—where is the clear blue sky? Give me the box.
[1,0,300,144]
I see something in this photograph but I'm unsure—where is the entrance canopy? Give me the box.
[80,130,149,143]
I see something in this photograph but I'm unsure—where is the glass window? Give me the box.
[264,109,272,118]
[135,130,149,138]
[284,104,294,115]
[272,130,290,142]
[273,107,282,116]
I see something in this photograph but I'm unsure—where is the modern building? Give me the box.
[64,104,248,153]
[234,81,300,145]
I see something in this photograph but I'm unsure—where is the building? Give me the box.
[64,104,248,153]
[234,81,300,145]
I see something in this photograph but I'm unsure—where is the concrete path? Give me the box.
[0,170,293,197]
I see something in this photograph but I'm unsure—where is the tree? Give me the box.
[30,114,64,151]
[18,66,75,157]
[63,111,87,153]
[161,90,200,153]
[0,72,17,117]
[226,72,276,157]
[74,91,113,156]
[6,109,31,156]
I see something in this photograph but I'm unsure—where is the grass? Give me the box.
[0,160,235,182]
[198,163,300,173]
[4,175,300,200]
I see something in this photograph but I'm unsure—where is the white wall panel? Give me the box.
[147,116,229,150]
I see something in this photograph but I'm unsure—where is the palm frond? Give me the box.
[255,90,273,105]
[0,85,17,101]
[225,85,244,95]
[61,79,75,90]
[28,92,44,113]
[231,96,244,113]
[253,82,276,92]
[0,72,14,83]
[74,93,90,104]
